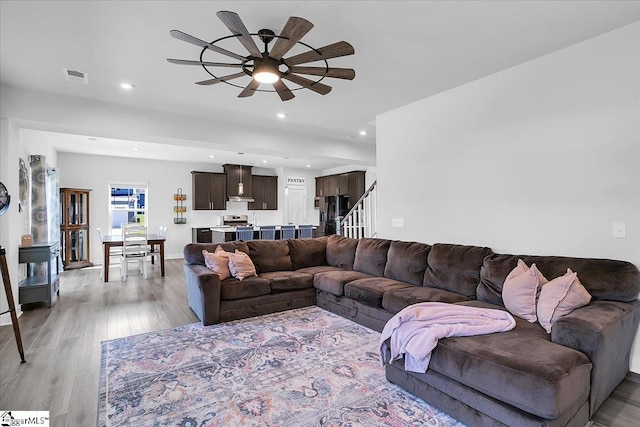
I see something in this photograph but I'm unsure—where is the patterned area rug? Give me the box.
[98,306,465,426]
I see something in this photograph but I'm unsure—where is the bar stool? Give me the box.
[236,226,254,241]
[259,226,276,240]
[298,225,314,239]
[280,225,296,240]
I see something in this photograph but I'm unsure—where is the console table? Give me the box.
[19,242,61,307]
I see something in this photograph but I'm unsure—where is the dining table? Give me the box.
[102,234,165,282]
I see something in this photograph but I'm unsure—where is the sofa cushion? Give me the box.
[202,246,231,280]
[246,240,292,274]
[227,250,257,281]
[296,266,344,275]
[423,243,493,298]
[344,277,413,308]
[353,238,392,277]
[288,237,328,270]
[314,270,373,296]
[326,235,358,270]
[425,300,593,419]
[537,269,591,333]
[502,260,548,323]
[477,253,640,306]
[383,241,431,286]
[382,286,471,314]
[260,271,314,291]
[220,276,271,300]
[184,242,249,265]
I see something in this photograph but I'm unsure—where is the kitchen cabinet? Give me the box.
[347,171,366,209]
[60,188,93,270]
[192,228,213,243]
[316,176,325,197]
[223,164,252,201]
[323,175,338,196]
[192,171,226,210]
[338,173,349,195]
[249,175,278,210]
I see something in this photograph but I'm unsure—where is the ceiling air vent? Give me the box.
[63,68,88,84]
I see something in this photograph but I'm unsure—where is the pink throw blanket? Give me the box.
[379,302,516,373]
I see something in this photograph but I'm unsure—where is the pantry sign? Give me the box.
[286,176,306,186]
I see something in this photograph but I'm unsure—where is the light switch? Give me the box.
[612,222,626,238]
[392,218,405,228]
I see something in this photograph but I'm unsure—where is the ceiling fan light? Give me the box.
[253,63,280,84]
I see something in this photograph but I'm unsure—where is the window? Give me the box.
[109,183,148,235]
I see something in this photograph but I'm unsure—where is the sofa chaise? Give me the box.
[183,235,640,427]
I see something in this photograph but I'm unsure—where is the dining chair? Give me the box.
[279,225,296,240]
[149,225,167,265]
[120,224,148,281]
[236,226,254,241]
[298,225,314,239]
[95,227,122,278]
[259,226,276,240]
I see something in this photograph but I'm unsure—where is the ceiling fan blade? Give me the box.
[170,30,246,61]
[195,72,247,85]
[238,79,261,97]
[273,80,295,101]
[217,11,262,58]
[269,17,314,60]
[289,66,355,80]
[167,59,244,68]
[284,41,354,66]
[283,74,332,95]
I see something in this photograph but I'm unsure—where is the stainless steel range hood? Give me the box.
[227,195,254,202]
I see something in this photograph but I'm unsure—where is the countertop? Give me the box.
[210,225,314,232]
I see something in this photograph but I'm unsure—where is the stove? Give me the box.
[223,214,252,227]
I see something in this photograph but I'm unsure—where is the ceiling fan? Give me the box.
[167,11,355,101]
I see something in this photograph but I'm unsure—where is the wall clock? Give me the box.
[18,158,28,212]
[0,181,10,216]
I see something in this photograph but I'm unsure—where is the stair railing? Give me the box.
[338,180,377,239]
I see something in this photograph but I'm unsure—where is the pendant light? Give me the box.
[238,165,244,196]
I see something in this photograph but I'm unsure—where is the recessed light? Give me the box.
[262,160,268,164]
[132,147,140,151]
[277,113,287,119]
[359,130,367,136]
[306,164,311,168]
[120,82,135,90]
[209,155,215,158]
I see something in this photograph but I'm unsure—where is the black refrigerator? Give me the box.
[320,195,349,236]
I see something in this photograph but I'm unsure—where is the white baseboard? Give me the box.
[630,354,640,374]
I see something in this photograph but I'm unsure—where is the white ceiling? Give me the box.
[2,1,639,169]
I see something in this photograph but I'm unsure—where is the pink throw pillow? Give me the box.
[537,268,591,333]
[202,246,231,280]
[228,249,257,281]
[502,260,548,323]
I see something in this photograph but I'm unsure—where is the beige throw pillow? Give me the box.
[502,259,548,323]
[202,246,231,280]
[228,249,257,281]
[537,268,591,333]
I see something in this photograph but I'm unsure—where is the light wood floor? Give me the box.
[1,259,638,426]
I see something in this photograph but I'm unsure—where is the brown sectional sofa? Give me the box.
[183,235,640,427]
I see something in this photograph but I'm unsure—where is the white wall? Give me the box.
[377,22,640,370]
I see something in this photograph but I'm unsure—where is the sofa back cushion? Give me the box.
[384,241,431,286]
[353,238,392,277]
[288,236,328,270]
[423,243,493,298]
[478,253,640,306]
[183,242,249,265]
[246,240,292,274]
[326,235,358,270]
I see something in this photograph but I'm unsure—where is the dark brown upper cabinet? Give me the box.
[249,175,278,210]
[192,171,226,210]
[223,164,253,202]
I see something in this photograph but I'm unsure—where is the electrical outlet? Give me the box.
[612,222,626,238]
[392,218,405,228]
